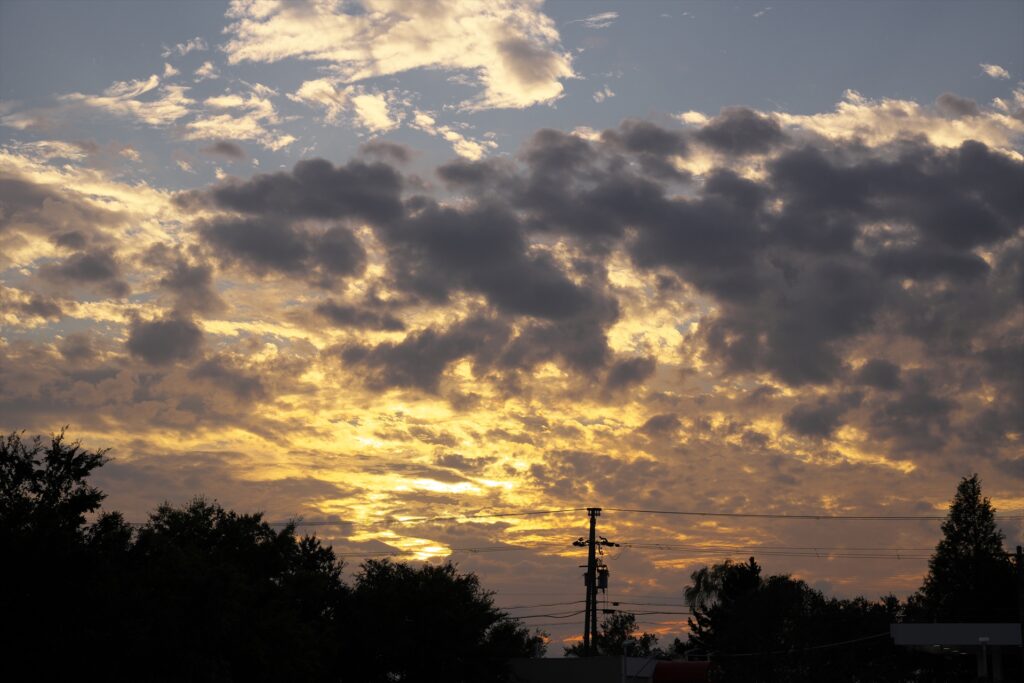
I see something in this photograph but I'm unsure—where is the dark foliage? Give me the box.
[683,558,909,682]
[679,475,1022,681]
[0,430,542,682]
[564,611,659,657]
[345,559,545,682]
[916,474,1016,622]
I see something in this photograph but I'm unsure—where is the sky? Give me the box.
[1,0,1023,648]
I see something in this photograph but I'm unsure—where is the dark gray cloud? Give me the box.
[336,315,510,393]
[200,140,246,159]
[313,299,405,331]
[200,217,366,282]
[783,392,863,439]
[126,315,204,365]
[695,107,786,155]
[57,333,95,363]
[12,293,63,320]
[40,249,129,297]
[183,158,406,284]
[359,140,411,164]
[498,38,566,87]
[184,158,404,225]
[868,373,957,455]
[639,413,680,436]
[0,174,122,256]
[600,119,690,179]
[528,449,661,503]
[155,255,225,315]
[187,355,265,401]
[854,359,902,390]
[605,356,657,391]
[935,92,981,118]
[162,121,1022,464]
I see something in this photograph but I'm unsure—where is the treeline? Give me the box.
[0,431,543,682]
[668,474,1021,681]
[562,475,1020,681]
[3,430,1020,682]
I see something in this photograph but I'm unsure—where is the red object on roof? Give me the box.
[653,660,711,683]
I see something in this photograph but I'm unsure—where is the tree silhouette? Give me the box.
[344,559,545,682]
[1,429,544,682]
[683,557,908,682]
[564,611,659,657]
[915,473,1016,622]
[0,428,107,540]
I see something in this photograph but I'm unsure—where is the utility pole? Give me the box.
[1016,545,1023,675]
[573,507,618,656]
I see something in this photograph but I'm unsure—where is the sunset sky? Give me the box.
[1,0,1022,646]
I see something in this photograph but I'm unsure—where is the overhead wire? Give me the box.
[604,506,1024,520]
[718,631,890,657]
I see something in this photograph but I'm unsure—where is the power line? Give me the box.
[619,544,931,560]
[127,505,1024,528]
[499,600,586,610]
[622,544,937,557]
[605,507,1024,521]
[718,631,890,658]
[394,508,589,523]
[513,609,587,620]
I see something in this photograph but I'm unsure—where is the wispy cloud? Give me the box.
[567,11,619,29]
[222,0,574,111]
[409,110,496,160]
[59,75,194,126]
[980,63,1010,79]
[161,36,208,59]
[194,61,219,81]
[593,85,615,103]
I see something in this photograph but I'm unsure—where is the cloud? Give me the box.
[770,89,1024,150]
[150,250,226,315]
[409,110,497,160]
[980,63,1010,79]
[187,355,265,402]
[182,157,404,225]
[337,315,509,393]
[200,140,246,160]
[568,11,619,29]
[126,315,204,365]
[161,36,208,58]
[695,106,786,155]
[0,172,126,268]
[185,87,295,150]
[935,92,980,118]
[605,356,657,392]
[222,0,574,110]
[593,86,615,103]
[783,392,862,438]
[194,61,219,81]
[359,140,411,164]
[288,79,349,122]
[854,359,902,391]
[313,299,405,331]
[199,216,367,282]
[39,249,130,298]
[4,90,1023,615]
[352,92,398,132]
[60,76,194,126]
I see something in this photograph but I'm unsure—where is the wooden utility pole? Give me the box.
[573,507,618,656]
[1016,545,1023,675]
